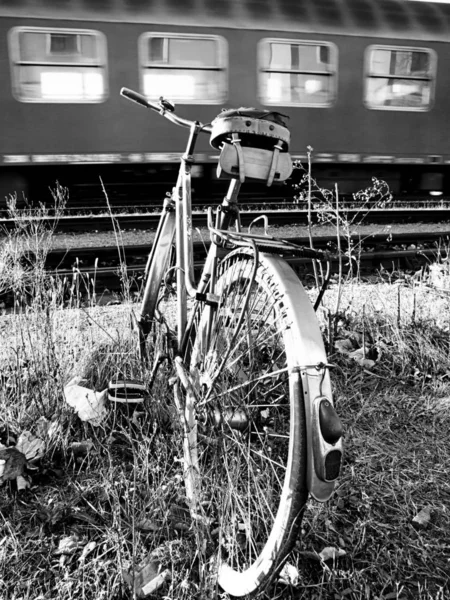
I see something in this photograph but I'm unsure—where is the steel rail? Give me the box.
[3,207,450,232]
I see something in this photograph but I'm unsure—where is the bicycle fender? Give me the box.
[140,209,176,325]
[259,252,343,502]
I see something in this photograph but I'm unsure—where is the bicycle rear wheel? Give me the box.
[183,249,326,597]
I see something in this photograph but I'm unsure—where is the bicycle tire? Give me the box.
[183,248,326,597]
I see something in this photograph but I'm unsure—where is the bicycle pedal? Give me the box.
[108,379,147,404]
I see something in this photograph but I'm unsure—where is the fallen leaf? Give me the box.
[35,416,60,440]
[71,440,95,456]
[278,563,299,586]
[348,348,375,369]
[16,431,45,462]
[79,541,96,562]
[348,331,364,346]
[334,339,355,355]
[412,506,432,527]
[141,569,171,596]
[318,546,347,562]
[131,411,145,426]
[54,534,83,555]
[0,447,27,482]
[16,475,30,491]
[136,519,160,533]
[360,359,376,370]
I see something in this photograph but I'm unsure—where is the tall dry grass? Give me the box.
[0,185,449,600]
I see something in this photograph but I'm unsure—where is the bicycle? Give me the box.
[119,87,343,598]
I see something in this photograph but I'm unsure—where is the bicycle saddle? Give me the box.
[210,107,291,151]
[210,107,292,186]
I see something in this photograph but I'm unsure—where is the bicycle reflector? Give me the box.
[312,396,343,482]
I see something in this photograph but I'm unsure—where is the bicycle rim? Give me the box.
[184,250,308,597]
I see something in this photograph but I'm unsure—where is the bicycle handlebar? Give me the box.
[120,87,212,133]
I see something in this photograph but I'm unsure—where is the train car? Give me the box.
[1,0,450,206]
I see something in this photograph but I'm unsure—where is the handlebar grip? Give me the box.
[120,87,152,109]
[120,86,208,131]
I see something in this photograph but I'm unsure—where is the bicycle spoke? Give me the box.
[199,368,289,406]
[222,430,285,496]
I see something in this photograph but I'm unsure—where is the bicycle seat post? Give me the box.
[215,179,242,239]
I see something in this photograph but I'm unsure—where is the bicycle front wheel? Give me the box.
[137,209,176,360]
[184,249,326,596]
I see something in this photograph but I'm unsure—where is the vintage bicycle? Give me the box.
[119,87,343,597]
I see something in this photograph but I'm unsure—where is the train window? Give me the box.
[8,27,108,103]
[139,33,227,104]
[364,46,436,111]
[258,39,337,107]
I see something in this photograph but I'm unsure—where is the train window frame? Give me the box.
[258,38,338,107]
[364,45,437,112]
[138,32,228,105]
[8,26,108,104]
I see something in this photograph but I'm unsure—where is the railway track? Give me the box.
[0,231,446,308]
[12,230,447,297]
[2,205,450,232]
[40,247,439,297]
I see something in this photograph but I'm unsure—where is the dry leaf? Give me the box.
[123,555,171,597]
[0,447,27,482]
[16,431,45,462]
[318,546,347,562]
[136,519,160,533]
[78,541,96,562]
[16,475,30,491]
[141,569,171,596]
[412,506,432,527]
[278,563,299,586]
[54,534,83,555]
[71,440,95,456]
[342,346,375,369]
[334,339,355,354]
[349,349,376,369]
[360,358,376,370]
[35,416,60,440]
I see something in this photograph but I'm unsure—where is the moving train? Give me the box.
[1,0,450,205]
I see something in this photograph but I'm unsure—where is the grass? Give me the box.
[0,207,449,599]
